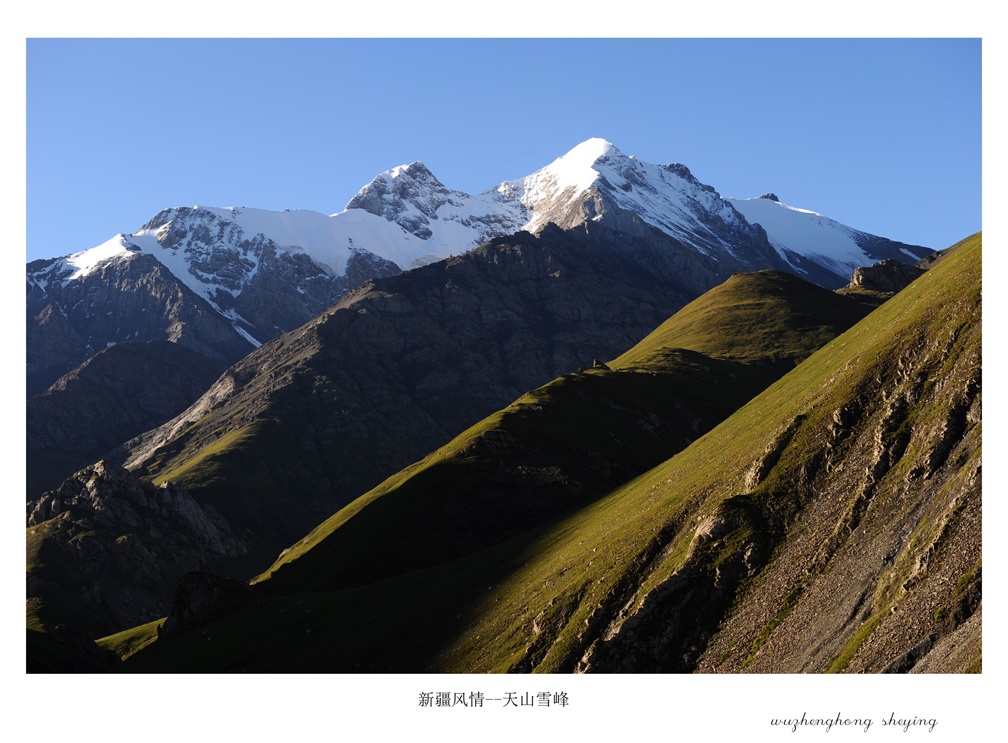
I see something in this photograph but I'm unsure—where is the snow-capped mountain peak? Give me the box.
[507,138,751,249]
[346,160,449,221]
[29,138,932,358]
[343,158,527,244]
[524,137,619,198]
[64,234,137,281]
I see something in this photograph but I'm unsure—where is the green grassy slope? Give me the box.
[253,270,880,595]
[440,232,981,673]
[95,620,164,661]
[119,226,702,551]
[118,266,894,671]
[613,268,879,368]
[133,234,977,672]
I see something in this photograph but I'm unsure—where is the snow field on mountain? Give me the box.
[64,235,134,281]
[729,196,883,277]
[42,138,931,327]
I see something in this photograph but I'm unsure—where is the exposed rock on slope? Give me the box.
[847,258,926,293]
[27,460,252,639]
[26,252,252,397]
[572,235,982,673]
[135,206,405,342]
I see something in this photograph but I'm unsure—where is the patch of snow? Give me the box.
[728,196,871,277]
[233,325,262,349]
[63,234,133,282]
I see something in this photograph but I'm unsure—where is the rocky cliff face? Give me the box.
[137,206,404,343]
[26,252,253,398]
[27,461,253,638]
[346,161,528,247]
[847,257,927,293]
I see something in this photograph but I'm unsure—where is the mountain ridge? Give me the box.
[25,244,883,645]
[108,232,980,673]
[24,140,952,664]
[28,139,931,358]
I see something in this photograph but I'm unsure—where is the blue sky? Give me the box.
[26,37,980,262]
[9,7,1005,738]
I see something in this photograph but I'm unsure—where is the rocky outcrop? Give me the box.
[27,461,252,638]
[847,258,926,293]
[693,242,982,674]
[346,160,529,246]
[24,297,93,398]
[578,495,774,672]
[348,162,461,239]
[144,207,404,343]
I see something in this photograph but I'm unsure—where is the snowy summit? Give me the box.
[27,139,931,348]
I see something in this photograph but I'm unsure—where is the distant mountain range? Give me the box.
[25,140,932,497]
[27,138,929,395]
[26,140,971,676]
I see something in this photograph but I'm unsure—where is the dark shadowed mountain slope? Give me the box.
[27,460,253,640]
[26,340,227,499]
[114,233,978,673]
[26,221,703,641]
[255,269,882,596]
[117,222,724,551]
[26,252,252,398]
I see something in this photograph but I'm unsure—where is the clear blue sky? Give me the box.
[26,38,980,262]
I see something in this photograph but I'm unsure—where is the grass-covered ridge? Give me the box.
[96,620,164,661]
[254,269,879,594]
[122,235,980,673]
[119,257,922,672]
[436,234,980,673]
[613,269,880,369]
